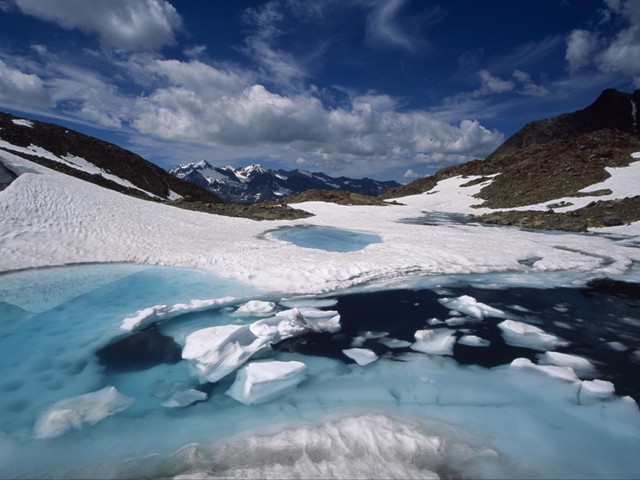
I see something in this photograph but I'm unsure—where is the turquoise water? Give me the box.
[0,264,639,479]
[269,225,382,252]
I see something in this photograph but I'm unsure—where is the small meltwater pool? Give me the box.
[267,225,382,252]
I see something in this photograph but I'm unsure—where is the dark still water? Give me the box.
[277,278,640,402]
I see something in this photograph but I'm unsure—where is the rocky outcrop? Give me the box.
[382,88,640,230]
[0,111,223,204]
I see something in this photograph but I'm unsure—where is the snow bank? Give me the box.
[498,319,568,351]
[579,379,615,405]
[2,151,640,295]
[33,386,134,439]
[226,361,307,405]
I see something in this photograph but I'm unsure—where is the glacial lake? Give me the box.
[0,263,639,479]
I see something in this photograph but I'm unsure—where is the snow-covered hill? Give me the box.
[169,160,400,204]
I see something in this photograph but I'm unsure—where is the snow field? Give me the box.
[2,151,640,296]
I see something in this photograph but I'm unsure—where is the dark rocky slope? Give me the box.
[0,112,313,220]
[383,89,640,230]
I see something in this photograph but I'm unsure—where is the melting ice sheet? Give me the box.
[0,265,639,479]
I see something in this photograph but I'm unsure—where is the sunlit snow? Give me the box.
[0,145,640,478]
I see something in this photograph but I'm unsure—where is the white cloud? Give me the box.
[403,168,419,179]
[473,70,515,96]
[15,0,181,50]
[0,59,52,107]
[565,0,640,85]
[512,70,549,97]
[130,59,503,173]
[565,29,598,73]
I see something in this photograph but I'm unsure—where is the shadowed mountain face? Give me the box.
[0,111,223,204]
[169,160,400,204]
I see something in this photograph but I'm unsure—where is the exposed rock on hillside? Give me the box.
[284,188,392,206]
[0,111,223,204]
[382,89,640,230]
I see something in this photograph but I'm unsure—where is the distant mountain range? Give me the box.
[169,161,400,204]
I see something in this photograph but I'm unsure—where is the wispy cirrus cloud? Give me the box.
[14,0,181,50]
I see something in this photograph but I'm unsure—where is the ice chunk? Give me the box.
[182,308,340,383]
[378,337,412,349]
[182,324,268,383]
[411,329,456,356]
[226,361,307,405]
[538,351,596,377]
[342,348,379,366]
[438,295,505,320]
[233,300,276,317]
[121,296,236,332]
[579,379,616,405]
[33,386,134,439]
[161,389,208,408]
[498,319,568,351]
[458,335,490,347]
[510,358,579,382]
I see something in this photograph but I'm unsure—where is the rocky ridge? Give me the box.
[383,89,640,231]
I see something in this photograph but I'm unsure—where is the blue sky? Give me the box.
[0,0,638,181]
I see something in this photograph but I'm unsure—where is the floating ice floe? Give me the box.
[226,360,307,405]
[233,300,276,317]
[161,389,208,408]
[121,296,237,332]
[438,295,506,320]
[510,358,579,382]
[182,308,340,383]
[411,329,456,356]
[378,337,412,349]
[458,334,491,347]
[33,386,134,439]
[579,379,616,405]
[538,351,596,377]
[498,319,568,351]
[342,348,379,365]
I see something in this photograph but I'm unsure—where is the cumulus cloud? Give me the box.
[129,58,503,169]
[15,0,181,50]
[565,29,599,73]
[0,59,52,107]
[565,0,640,85]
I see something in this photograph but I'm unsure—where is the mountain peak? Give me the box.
[490,88,640,156]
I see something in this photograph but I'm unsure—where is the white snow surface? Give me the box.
[11,119,33,128]
[411,329,457,356]
[2,151,640,295]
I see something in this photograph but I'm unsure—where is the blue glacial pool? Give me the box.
[0,264,639,479]
[268,225,382,252]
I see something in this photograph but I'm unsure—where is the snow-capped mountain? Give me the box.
[169,161,400,204]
